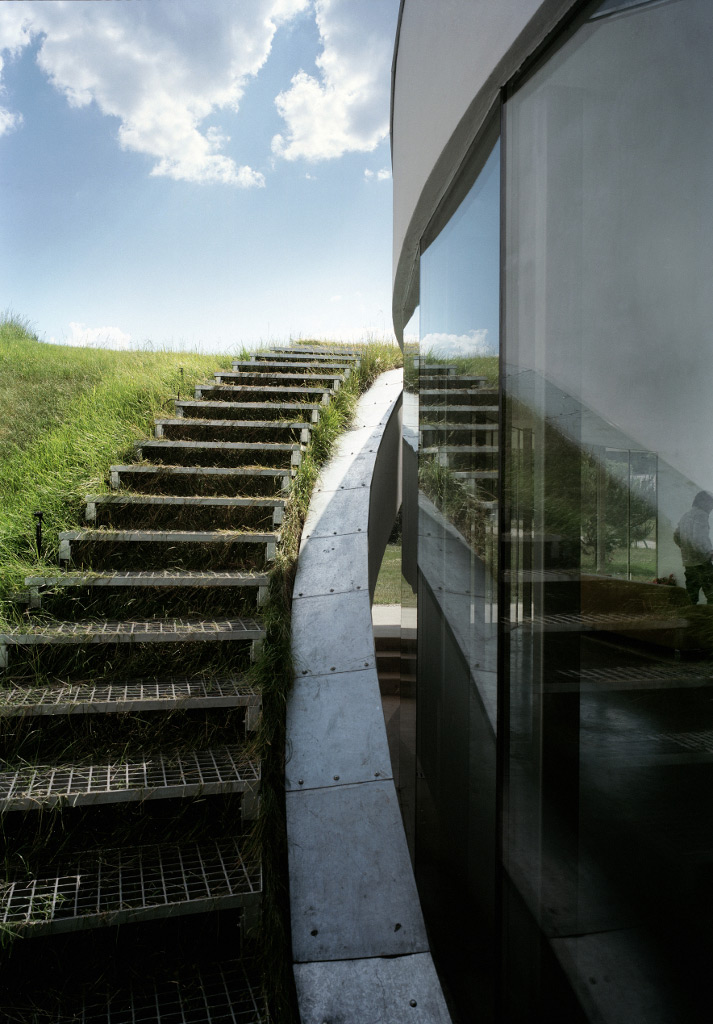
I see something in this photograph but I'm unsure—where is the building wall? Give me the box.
[392,2,713,1022]
[391,0,576,339]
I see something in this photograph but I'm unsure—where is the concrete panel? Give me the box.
[292,533,370,597]
[287,780,428,962]
[301,487,371,542]
[294,953,452,1024]
[291,590,375,676]
[285,669,392,791]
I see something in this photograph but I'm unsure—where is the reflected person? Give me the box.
[674,490,713,603]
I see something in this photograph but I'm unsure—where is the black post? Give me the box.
[33,510,44,556]
[178,366,184,402]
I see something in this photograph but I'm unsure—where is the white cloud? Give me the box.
[272,0,399,162]
[64,322,134,349]
[364,166,391,181]
[329,294,342,303]
[0,1,310,185]
[420,329,495,358]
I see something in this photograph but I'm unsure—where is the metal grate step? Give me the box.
[421,422,499,433]
[26,570,270,589]
[10,959,268,1023]
[0,675,261,718]
[232,359,353,372]
[109,464,293,494]
[0,838,261,936]
[155,418,312,441]
[22,571,270,611]
[174,400,323,421]
[58,530,278,563]
[138,438,302,456]
[85,494,284,529]
[419,375,489,387]
[0,745,260,812]
[267,345,361,355]
[420,404,499,416]
[0,619,265,671]
[422,445,499,455]
[215,371,343,387]
[194,384,332,401]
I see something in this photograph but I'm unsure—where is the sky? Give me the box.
[0,0,400,352]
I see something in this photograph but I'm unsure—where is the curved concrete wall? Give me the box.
[391,0,578,339]
[285,369,451,1023]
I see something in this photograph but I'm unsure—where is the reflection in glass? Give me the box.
[415,137,500,1016]
[502,0,713,1018]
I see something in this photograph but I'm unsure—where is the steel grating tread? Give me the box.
[175,400,324,412]
[0,618,265,645]
[421,422,499,432]
[8,959,268,1023]
[0,745,260,810]
[420,405,499,414]
[139,439,301,452]
[422,445,498,455]
[509,611,689,633]
[232,359,352,370]
[59,529,278,543]
[266,345,361,354]
[0,676,260,716]
[155,417,312,429]
[86,494,285,507]
[196,385,332,397]
[0,837,261,935]
[25,571,270,588]
[110,464,291,477]
[215,371,344,382]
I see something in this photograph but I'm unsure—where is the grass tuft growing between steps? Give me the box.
[0,315,232,621]
[244,340,401,1020]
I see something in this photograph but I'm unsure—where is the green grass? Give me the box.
[0,317,403,1019]
[373,543,416,606]
[0,314,234,621]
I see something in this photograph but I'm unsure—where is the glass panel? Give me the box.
[502,0,713,1018]
[415,138,500,1016]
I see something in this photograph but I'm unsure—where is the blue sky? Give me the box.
[0,0,399,352]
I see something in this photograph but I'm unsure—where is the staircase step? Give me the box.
[2,960,268,1024]
[58,529,278,563]
[195,384,332,401]
[85,494,284,527]
[155,418,312,443]
[0,746,260,813]
[174,400,323,421]
[0,838,261,936]
[216,370,345,385]
[109,464,293,495]
[23,571,270,610]
[419,375,489,387]
[27,570,270,589]
[137,437,301,464]
[423,445,499,455]
[250,347,360,360]
[420,404,499,417]
[0,675,261,718]
[420,389,492,403]
[0,619,265,668]
[233,359,353,372]
[421,423,499,433]
[262,345,361,355]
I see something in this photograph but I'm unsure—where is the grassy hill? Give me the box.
[0,315,233,617]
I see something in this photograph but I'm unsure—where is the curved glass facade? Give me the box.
[398,0,713,1020]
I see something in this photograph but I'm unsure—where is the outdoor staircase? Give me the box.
[0,344,361,1022]
[418,361,499,507]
